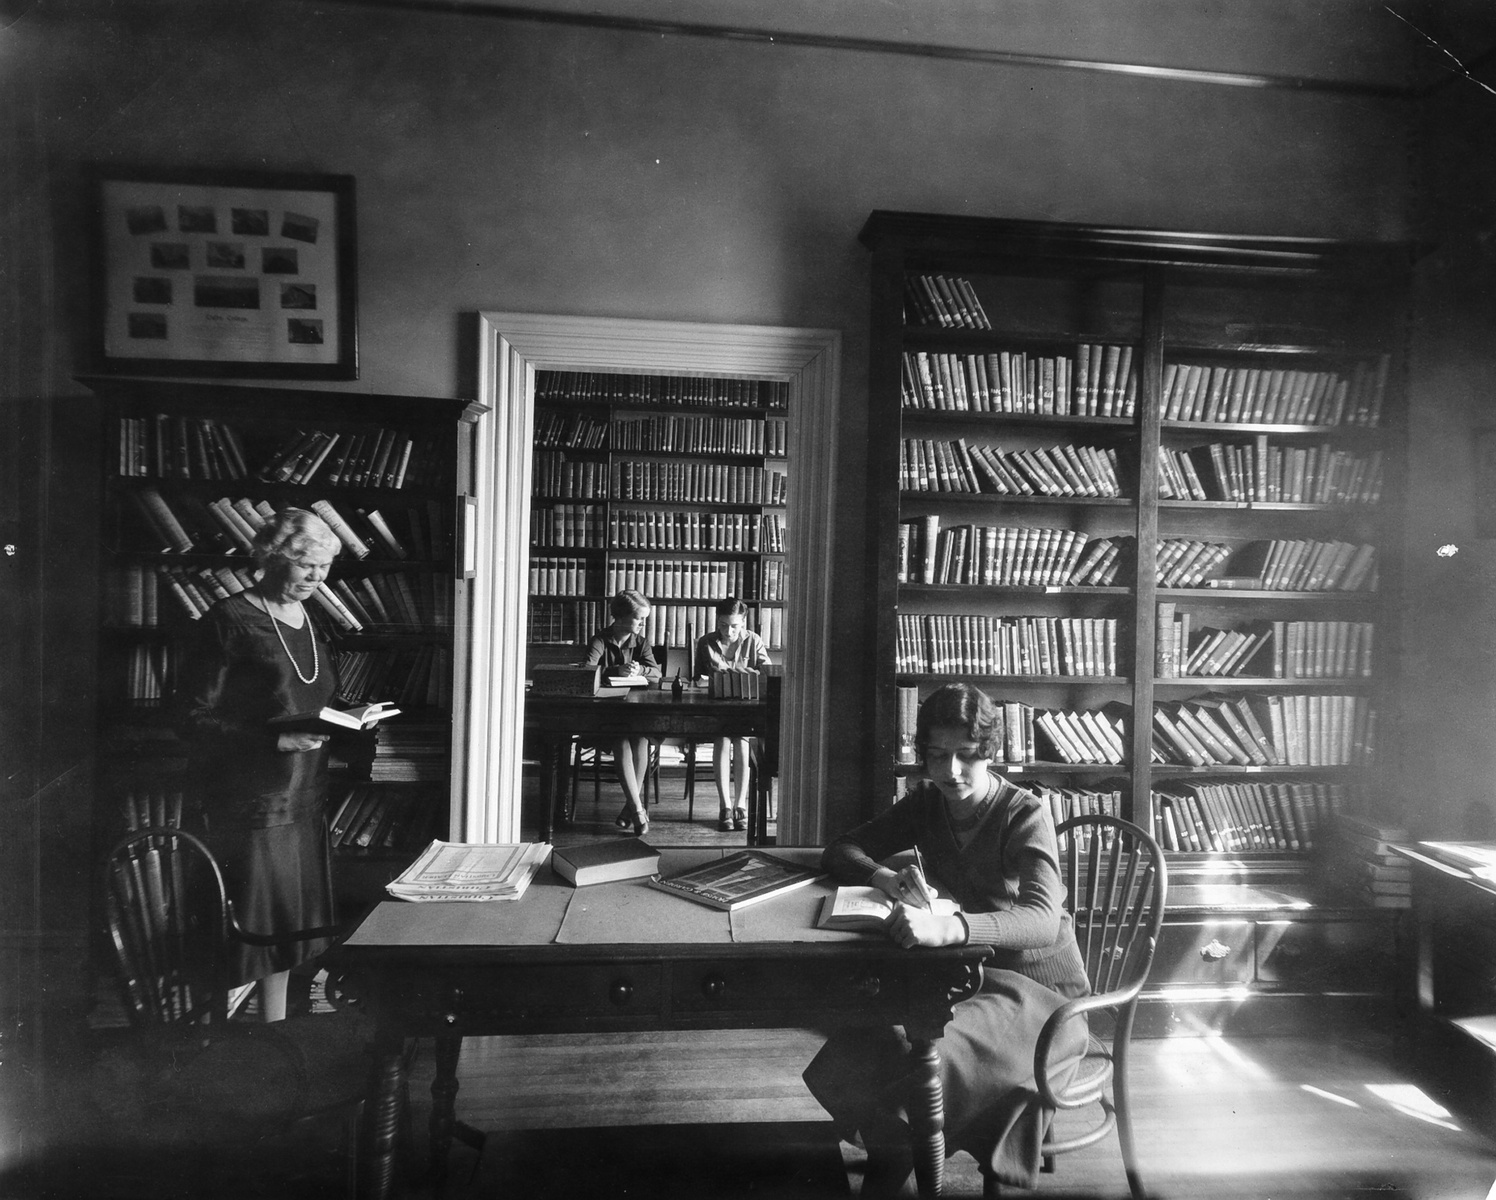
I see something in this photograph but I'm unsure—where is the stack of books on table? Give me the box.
[386,840,550,902]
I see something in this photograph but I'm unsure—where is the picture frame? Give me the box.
[90,166,358,379]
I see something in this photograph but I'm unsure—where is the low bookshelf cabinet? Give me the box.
[860,213,1413,1028]
[86,375,486,911]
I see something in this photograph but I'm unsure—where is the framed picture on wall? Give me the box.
[90,166,358,379]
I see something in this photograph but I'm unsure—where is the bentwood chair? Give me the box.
[982,814,1167,1200]
[95,826,376,1198]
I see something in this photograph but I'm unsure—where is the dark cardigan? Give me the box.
[822,777,1087,993]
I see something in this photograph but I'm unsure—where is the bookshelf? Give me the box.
[862,215,1413,970]
[526,370,789,665]
[85,375,486,904]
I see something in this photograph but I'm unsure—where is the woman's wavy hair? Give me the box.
[915,683,1003,763]
[251,507,341,570]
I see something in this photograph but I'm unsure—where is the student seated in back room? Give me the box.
[582,589,661,836]
[694,597,771,832]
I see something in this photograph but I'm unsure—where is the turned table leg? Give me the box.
[908,1036,946,1198]
[429,1035,464,1193]
[359,1032,409,1200]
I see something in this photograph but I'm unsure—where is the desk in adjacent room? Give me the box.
[333,847,991,1200]
[1390,841,1496,1023]
[525,685,778,843]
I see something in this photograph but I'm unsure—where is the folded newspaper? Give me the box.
[386,839,551,902]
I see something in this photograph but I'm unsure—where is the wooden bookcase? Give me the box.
[84,375,486,907]
[525,370,789,669]
[861,214,1414,1023]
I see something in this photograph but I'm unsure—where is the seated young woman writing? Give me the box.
[581,589,661,835]
[802,682,1090,1196]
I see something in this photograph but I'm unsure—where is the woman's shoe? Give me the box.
[614,805,632,830]
[732,807,747,831]
[717,812,734,833]
[632,813,649,837]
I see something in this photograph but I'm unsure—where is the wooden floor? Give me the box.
[382,1022,1496,1200]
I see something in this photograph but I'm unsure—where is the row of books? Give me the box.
[334,645,451,710]
[611,414,786,457]
[321,572,453,632]
[256,427,440,489]
[896,614,1119,677]
[1156,611,1374,679]
[123,643,172,704]
[534,410,609,450]
[525,600,785,652]
[1182,538,1378,593]
[1160,357,1388,427]
[117,788,186,834]
[1158,441,1384,505]
[534,372,790,410]
[601,558,783,602]
[900,521,1092,587]
[117,415,249,481]
[903,273,993,329]
[1153,694,1374,768]
[124,487,448,563]
[328,785,445,851]
[529,507,785,554]
[1035,788,1124,854]
[901,346,1138,418]
[1151,780,1356,853]
[615,461,788,506]
[901,438,1123,496]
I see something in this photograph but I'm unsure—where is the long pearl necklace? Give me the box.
[262,596,319,685]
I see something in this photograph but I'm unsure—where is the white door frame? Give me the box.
[457,312,841,845]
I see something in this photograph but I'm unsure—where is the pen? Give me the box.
[910,846,934,910]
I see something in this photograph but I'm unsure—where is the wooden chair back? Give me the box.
[102,826,235,1028]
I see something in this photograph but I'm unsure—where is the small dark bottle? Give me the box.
[671,671,683,702]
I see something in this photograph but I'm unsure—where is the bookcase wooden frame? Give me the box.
[85,375,486,900]
[861,213,1412,878]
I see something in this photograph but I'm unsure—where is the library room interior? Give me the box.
[11,2,1496,1198]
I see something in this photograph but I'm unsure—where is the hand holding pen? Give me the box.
[895,847,937,911]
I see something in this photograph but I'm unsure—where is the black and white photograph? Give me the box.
[11,4,1496,1200]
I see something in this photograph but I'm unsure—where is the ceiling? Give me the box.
[333,0,1496,95]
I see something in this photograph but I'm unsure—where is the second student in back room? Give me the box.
[582,589,661,835]
[694,597,772,831]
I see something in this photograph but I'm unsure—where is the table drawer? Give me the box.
[669,957,909,1020]
[1255,918,1398,991]
[1152,921,1254,987]
[387,962,666,1029]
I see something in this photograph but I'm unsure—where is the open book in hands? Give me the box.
[269,701,401,734]
[816,885,959,931]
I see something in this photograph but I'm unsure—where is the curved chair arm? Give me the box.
[1032,966,1152,1110]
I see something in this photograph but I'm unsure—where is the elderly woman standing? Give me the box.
[177,507,343,1022]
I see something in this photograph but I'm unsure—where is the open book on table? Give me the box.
[816,885,959,931]
[270,701,401,734]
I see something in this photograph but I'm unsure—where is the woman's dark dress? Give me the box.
[802,779,1091,1189]
[178,592,338,984]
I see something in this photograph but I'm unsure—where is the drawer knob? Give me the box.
[701,973,727,1001]
[1201,939,1232,962]
[850,973,881,999]
[610,979,633,1006]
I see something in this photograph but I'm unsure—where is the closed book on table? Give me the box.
[551,839,661,887]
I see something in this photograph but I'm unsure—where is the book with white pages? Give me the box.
[816,885,959,931]
[386,840,550,902]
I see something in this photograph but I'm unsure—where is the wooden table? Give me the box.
[1390,841,1496,1019]
[525,686,778,844]
[332,847,991,1200]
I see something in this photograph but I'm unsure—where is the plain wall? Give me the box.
[2,0,1435,1014]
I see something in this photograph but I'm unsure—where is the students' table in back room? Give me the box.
[331,847,992,1200]
[525,685,778,844]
